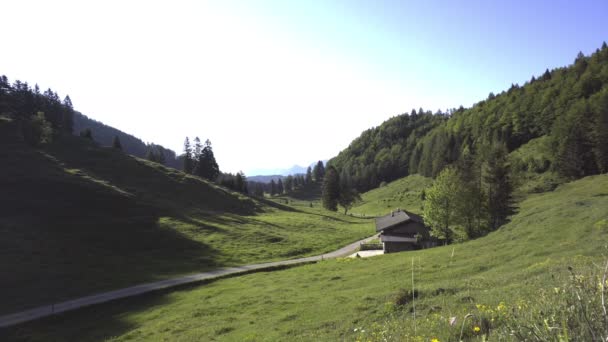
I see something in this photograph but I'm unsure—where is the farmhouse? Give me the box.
[375,209,432,253]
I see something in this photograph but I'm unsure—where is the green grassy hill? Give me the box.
[0,119,373,315]
[6,173,607,341]
[350,174,433,216]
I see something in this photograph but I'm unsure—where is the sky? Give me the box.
[2,0,608,175]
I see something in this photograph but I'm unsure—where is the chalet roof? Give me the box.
[375,210,424,232]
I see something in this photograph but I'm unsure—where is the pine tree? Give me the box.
[592,89,608,173]
[313,161,325,182]
[455,147,487,238]
[321,166,340,211]
[235,172,244,193]
[284,175,294,193]
[192,137,202,173]
[112,135,122,150]
[270,179,277,196]
[305,166,313,185]
[197,139,220,181]
[484,144,515,230]
[158,148,166,165]
[338,168,360,214]
[183,137,193,174]
[62,95,74,134]
[277,178,284,194]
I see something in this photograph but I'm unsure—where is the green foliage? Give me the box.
[484,144,516,230]
[312,160,325,182]
[321,166,340,211]
[194,139,220,181]
[11,174,608,341]
[330,44,608,191]
[423,166,462,241]
[182,137,193,174]
[336,167,360,214]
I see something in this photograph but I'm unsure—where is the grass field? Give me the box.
[350,174,433,216]
[6,173,607,341]
[0,120,373,315]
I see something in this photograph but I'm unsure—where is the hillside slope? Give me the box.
[6,174,607,341]
[331,44,608,190]
[0,119,372,315]
[350,174,433,216]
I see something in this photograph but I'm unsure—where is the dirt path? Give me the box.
[0,233,379,328]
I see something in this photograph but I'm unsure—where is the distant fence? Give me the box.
[360,242,383,251]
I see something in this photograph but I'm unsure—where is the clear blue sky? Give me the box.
[2,0,607,175]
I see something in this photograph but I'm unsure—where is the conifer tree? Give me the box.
[183,137,193,174]
[192,137,202,172]
[305,166,313,184]
[284,175,294,193]
[338,168,360,214]
[197,139,220,181]
[484,144,515,230]
[112,135,122,150]
[62,95,74,133]
[270,179,277,196]
[277,178,284,194]
[321,166,340,211]
[158,148,166,165]
[313,161,325,182]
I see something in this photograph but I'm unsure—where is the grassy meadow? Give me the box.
[350,174,433,216]
[0,120,373,315]
[5,173,607,341]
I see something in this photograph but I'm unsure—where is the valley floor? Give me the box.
[4,174,607,341]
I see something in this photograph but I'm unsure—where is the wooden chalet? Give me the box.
[375,209,432,253]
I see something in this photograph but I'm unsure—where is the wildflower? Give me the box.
[431,338,440,342]
[497,302,506,311]
[473,326,481,333]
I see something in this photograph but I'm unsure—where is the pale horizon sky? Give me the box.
[2,0,607,175]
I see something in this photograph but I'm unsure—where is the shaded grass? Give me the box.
[0,121,372,315]
[6,174,607,341]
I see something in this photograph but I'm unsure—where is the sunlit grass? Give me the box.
[7,174,607,341]
[351,174,433,216]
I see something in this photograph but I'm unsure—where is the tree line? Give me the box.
[0,75,181,167]
[0,75,74,145]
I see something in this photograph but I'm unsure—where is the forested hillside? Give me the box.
[73,112,180,169]
[0,76,180,168]
[330,43,608,190]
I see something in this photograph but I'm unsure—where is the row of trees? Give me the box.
[321,166,361,214]
[423,144,515,242]
[182,137,220,181]
[0,75,74,144]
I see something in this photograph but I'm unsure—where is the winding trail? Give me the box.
[0,234,379,328]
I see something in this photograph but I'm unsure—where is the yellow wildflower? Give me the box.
[431,338,440,342]
[473,326,481,333]
[496,302,506,311]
